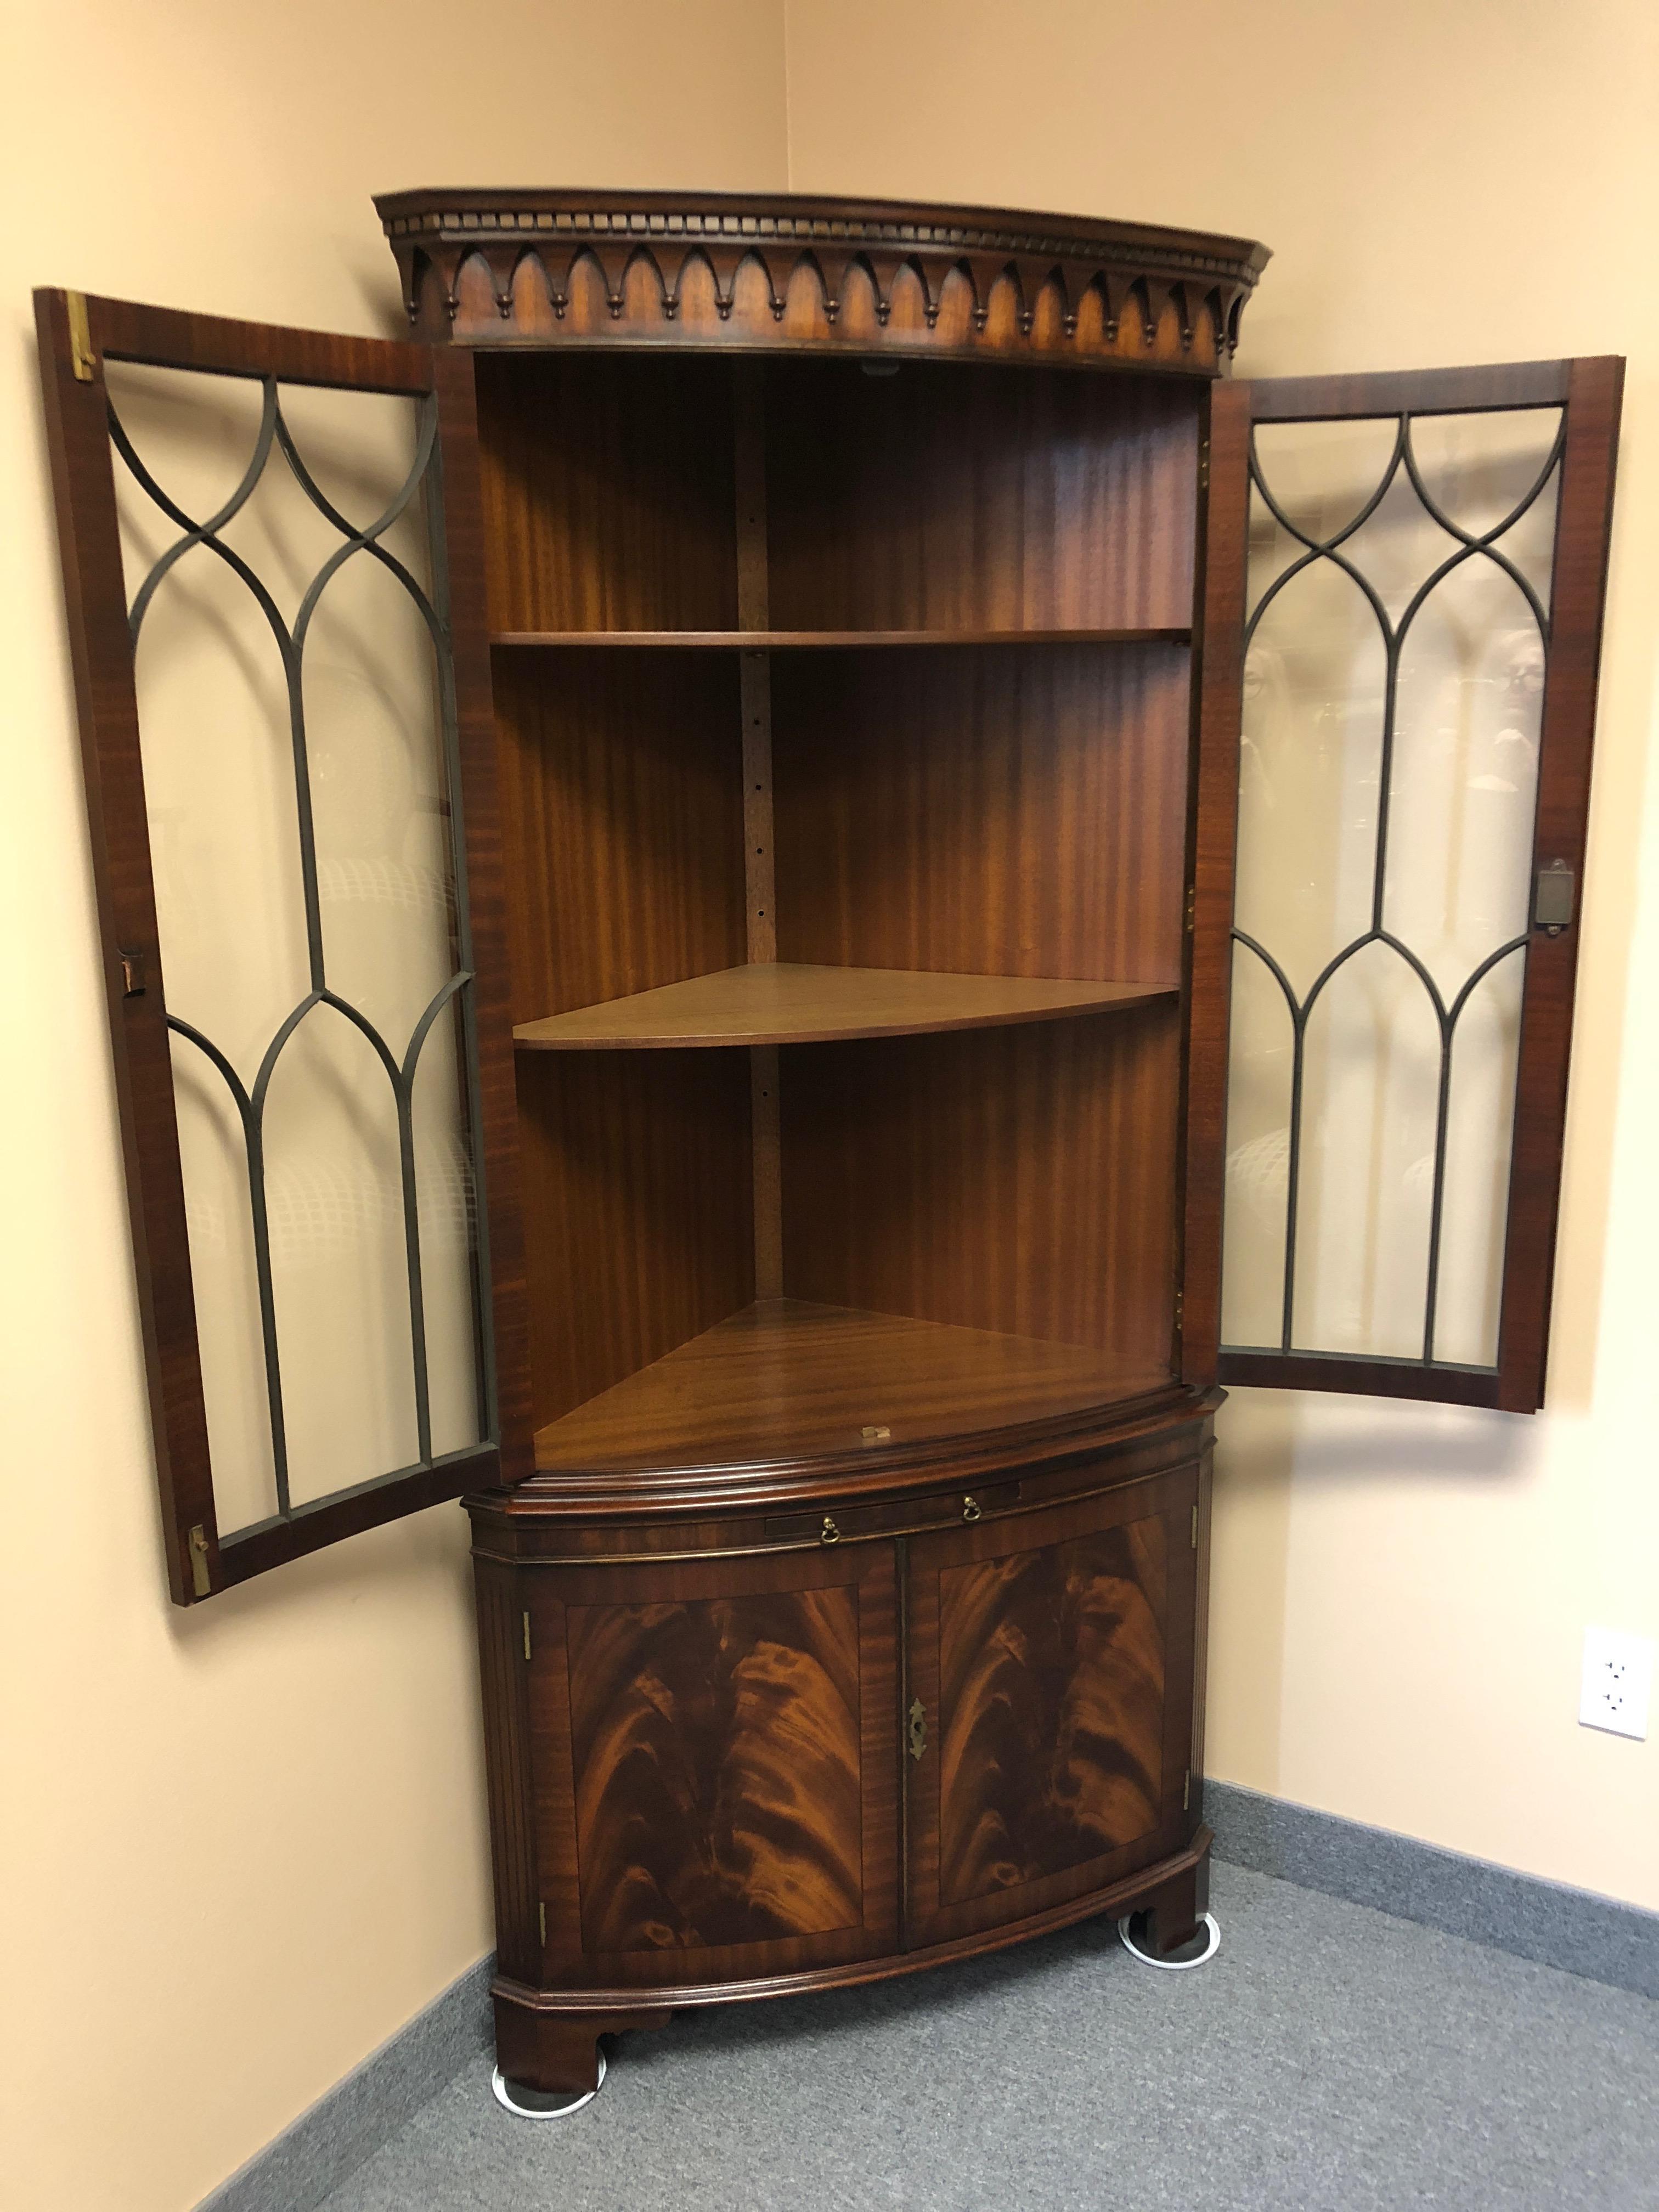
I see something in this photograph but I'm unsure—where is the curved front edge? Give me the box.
[472,1397,1218,2086]
[375,190,1268,375]
[493,1828,1213,2087]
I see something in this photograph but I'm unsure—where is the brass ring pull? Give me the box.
[820,1515,841,1545]
[962,1494,982,1523]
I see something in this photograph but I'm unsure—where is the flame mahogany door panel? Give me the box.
[527,1540,898,1990]
[902,1467,1199,1950]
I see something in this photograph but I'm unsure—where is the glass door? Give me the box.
[38,290,530,1600]
[1184,359,1622,1410]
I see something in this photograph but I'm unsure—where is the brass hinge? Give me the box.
[522,1610,532,1662]
[66,291,95,382]
[187,1523,212,1599]
[907,1697,927,1761]
[1183,1769,1192,1813]
[1192,1504,1199,1550]
[1184,885,1196,933]
[1198,440,1210,493]
[1174,1289,1184,1333]
[538,1902,546,1945]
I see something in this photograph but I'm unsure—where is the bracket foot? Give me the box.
[1116,1910,1221,1970]
[491,2047,606,2120]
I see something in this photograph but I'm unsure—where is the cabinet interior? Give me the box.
[473,350,1202,1466]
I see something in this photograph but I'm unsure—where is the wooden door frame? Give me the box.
[523,1538,900,1990]
[901,1466,1199,1952]
[36,289,531,1600]
[1182,356,1623,1413]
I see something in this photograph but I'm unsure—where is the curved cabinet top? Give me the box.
[375,188,1269,375]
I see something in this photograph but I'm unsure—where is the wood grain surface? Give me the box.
[765,361,1199,633]
[491,649,745,1026]
[379,188,1268,373]
[533,1299,1171,1475]
[782,1010,1181,1369]
[1181,379,1250,1389]
[473,1555,541,1983]
[937,1514,1166,1904]
[1491,354,1623,1412]
[903,1471,1198,1949]
[516,1050,753,1434]
[772,643,1190,986]
[474,352,738,632]
[527,1539,899,1988]
[490,628,1192,648]
[567,1585,864,1950]
[513,963,1175,1049]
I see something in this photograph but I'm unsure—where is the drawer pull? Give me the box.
[820,1515,841,1546]
[962,1494,982,1523]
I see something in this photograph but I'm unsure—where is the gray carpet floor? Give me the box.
[316,1864,1659,2211]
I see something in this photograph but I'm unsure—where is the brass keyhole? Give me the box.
[962,1494,981,1523]
[907,1697,927,1760]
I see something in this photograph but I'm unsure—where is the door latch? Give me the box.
[907,1697,927,1760]
[1534,860,1575,935]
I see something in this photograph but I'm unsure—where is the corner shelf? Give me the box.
[491,627,1192,649]
[512,963,1177,1051]
[533,1299,1172,1474]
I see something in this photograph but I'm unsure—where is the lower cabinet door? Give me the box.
[527,1539,899,1989]
[902,1465,1199,1950]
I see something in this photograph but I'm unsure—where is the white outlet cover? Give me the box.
[1579,1626,1655,1741]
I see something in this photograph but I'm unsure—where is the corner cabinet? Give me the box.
[37,193,1622,2095]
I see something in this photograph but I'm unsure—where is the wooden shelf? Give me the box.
[513,963,1176,1051]
[533,1299,1171,1474]
[490,627,1192,650]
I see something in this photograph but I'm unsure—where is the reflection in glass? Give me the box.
[1222,404,1561,1372]
[108,362,489,1533]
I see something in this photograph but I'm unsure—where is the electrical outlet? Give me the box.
[1579,1627,1655,1741]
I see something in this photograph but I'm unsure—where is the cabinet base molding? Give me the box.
[492,2001,671,2096]
[492,1829,1211,2091]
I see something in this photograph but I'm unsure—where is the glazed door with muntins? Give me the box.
[527,1539,899,1990]
[1186,359,1622,1413]
[901,1471,1198,1952]
[37,290,532,1602]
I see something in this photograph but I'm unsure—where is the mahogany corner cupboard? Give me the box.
[37,193,1623,2095]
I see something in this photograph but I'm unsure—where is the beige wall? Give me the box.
[0,8,785,2210]
[785,0,1659,1903]
[5,3,1656,2208]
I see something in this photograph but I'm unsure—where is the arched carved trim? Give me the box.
[375,190,1269,375]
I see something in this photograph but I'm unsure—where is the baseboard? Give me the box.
[194,1955,493,2212]
[1206,1778,1659,2001]
[194,1795,1658,2208]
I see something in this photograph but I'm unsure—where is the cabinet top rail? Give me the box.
[375,187,1269,375]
